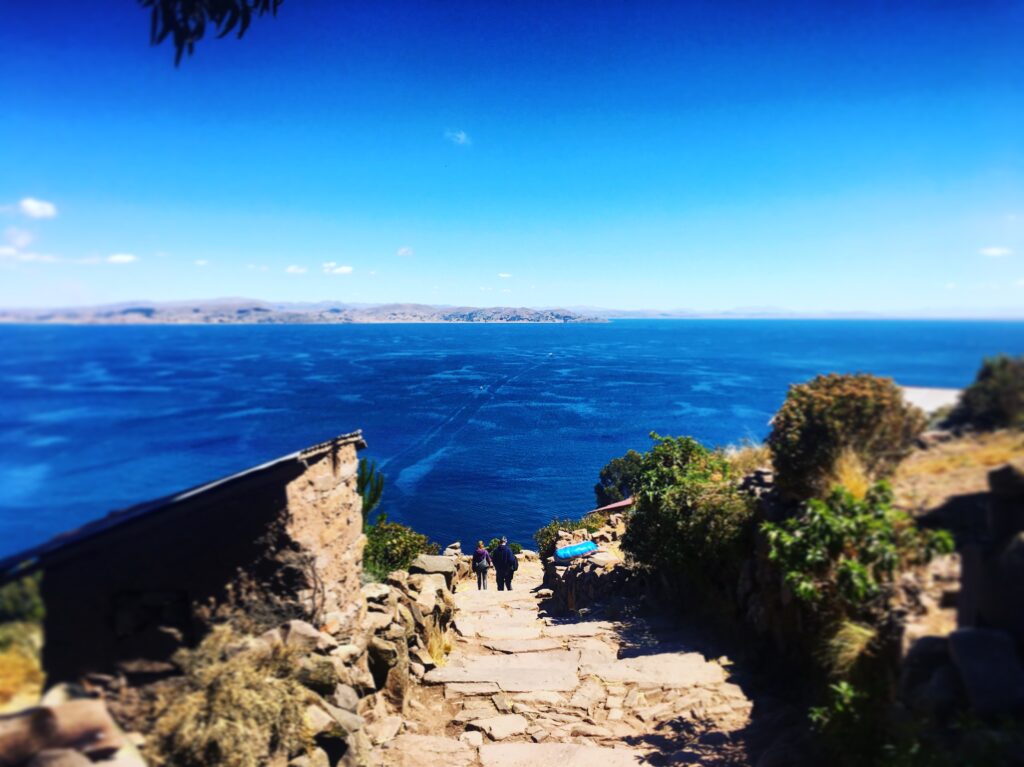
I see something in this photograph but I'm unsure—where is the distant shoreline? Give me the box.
[0,301,604,326]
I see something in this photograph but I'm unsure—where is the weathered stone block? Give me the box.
[948,628,1024,716]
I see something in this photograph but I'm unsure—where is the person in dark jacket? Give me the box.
[472,540,493,590]
[491,536,518,591]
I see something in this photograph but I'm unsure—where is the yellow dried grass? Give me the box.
[827,448,872,500]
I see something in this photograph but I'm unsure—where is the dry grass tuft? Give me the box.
[827,448,872,500]
[0,622,44,707]
[894,429,1024,514]
[149,625,312,767]
[424,616,452,667]
[823,620,877,678]
[901,430,1024,478]
[0,648,43,706]
[726,441,772,477]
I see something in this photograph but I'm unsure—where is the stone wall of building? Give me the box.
[284,437,366,635]
[30,432,366,684]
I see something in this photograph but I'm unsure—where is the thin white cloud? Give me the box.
[107,253,137,264]
[979,246,1012,258]
[501,288,512,294]
[246,263,269,272]
[396,246,414,257]
[4,227,33,249]
[321,261,353,275]
[498,272,512,278]
[1017,279,1024,288]
[0,247,58,263]
[445,129,471,146]
[194,259,209,267]
[285,265,308,274]
[19,198,58,219]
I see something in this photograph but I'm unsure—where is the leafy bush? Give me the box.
[0,572,44,624]
[594,449,644,507]
[622,434,752,593]
[0,573,45,705]
[763,483,953,618]
[363,520,438,581]
[533,515,604,558]
[150,625,311,767]
[946,354,1024,430]
[487,538,523,554]
[768,373,926,500]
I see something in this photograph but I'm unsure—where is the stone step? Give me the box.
[479,742,644,766]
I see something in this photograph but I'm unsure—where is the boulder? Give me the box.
[297,656,342,695]
[283,620,328,652]
[288,747,330,767]
[365,715,403,745]
[409,555,457,588]
[361,582,391,604]
[305,702,364,738]
[460,730,484,747]
[332,684,359,712]
[0,701,126,764]
[948,628,1024,716]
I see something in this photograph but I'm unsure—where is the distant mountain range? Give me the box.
[0,299,602,325]
[1,299,1020,325]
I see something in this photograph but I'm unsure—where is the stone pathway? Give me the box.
[377,561,762,766]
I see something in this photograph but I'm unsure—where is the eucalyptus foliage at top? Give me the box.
[139,0,283,64]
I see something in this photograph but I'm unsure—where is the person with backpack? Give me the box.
[472,540,493,590]
[491,536,519,591]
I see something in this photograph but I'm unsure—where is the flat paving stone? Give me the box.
[380,735,476,767]
[445,682,502,697]
[543,623,612,638]
[484,638,564,654]
[467,713,529,740]
[582,652,726,688]
[479,742,645,767]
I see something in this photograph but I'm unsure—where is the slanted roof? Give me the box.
[587,497,634,515]
[0,430,366,583]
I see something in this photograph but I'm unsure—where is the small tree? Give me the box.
[768,373,926,500]
[946,354,1024,430]
[594,449,644,507]
[357,458,384,530]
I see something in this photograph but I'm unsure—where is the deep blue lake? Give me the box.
[1,320,1021,558]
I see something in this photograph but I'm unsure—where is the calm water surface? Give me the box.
[1,320,1021,557]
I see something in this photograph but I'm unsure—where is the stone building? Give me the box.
[0,431,366,683]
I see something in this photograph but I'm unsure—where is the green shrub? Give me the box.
[946,354,1024,430]
[486,538,523,554]
[363,520,439,581]
[533,515,604,558]
[763,483,953,619]
[594,449,644,507]
[622,434,752,594]
[0,572,44,624]
[768,373,926,500]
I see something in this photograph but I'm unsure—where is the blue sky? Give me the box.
[1,0,1023,314]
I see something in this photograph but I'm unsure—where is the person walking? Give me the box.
[472,540,493,590]
[491,536,518,591]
